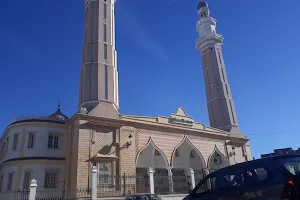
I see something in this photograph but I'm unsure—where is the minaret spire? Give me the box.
[196,2,245,137]
[78,0,119,118]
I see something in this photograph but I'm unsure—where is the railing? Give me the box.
[0,190,29,200]
[97,174,149,198]
[153,173,190,195]
[10,167,199,199]
[35,188,90,200]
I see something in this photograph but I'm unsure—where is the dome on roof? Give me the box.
[48,104,69,121]
[197,1,208,10]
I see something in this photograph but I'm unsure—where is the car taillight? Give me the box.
[281,179,295,198]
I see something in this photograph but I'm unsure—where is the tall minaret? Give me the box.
[196,2,244,137]
[79,0,119,118]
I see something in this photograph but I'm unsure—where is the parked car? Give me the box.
[184,154,300,200]
[124,193,163,200]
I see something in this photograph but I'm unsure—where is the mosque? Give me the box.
[0,0,252,192]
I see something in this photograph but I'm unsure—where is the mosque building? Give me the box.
[0,0,252,191]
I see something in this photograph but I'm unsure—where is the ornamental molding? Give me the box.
[13,116,65,123]
[196,17,216,30]
[196,33,223,50]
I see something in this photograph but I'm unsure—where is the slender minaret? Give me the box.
[196,2,244,137]
[79,0,119,118]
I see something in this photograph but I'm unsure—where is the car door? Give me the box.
[187,175,219,200]
[214,170,248,200]
[238,164,275,200]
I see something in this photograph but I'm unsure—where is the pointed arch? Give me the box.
[207,145,230,170]
[135,137,169,167]
[170,135,206,167]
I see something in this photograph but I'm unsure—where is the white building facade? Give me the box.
[0,106,67,191]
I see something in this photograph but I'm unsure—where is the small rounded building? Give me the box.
[0,105,68,191]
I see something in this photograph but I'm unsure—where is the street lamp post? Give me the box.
[121,134,133,150]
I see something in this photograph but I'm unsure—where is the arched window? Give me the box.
[190,150,196,158]
[175,149,180,157]
[155,149,161,156]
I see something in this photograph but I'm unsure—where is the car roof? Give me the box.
[127,193,155,196]
[208,154,300,177]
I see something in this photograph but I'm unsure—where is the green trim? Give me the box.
[170,117,193,125]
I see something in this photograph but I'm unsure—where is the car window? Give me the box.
[215,173,242,191]
[241,166,270,186]
[140,195,149,200]
[194,176,216,194]
[148,194,161,200]
[282,160,300,176]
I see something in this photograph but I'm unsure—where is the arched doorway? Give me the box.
[136,138,169,194]
[208,146,230,172]
[171,136,206,190]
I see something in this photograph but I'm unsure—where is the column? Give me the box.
[147,167,155,194]
[91,166,98,199]
[28,179,37,200]
[167,167,173,194]
[189,168,195,189]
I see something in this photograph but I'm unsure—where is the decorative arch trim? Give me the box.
[170,135,206,167]
[207,145,230,169]
[135,137,169,167]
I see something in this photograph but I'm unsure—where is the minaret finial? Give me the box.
[58,101,61,109]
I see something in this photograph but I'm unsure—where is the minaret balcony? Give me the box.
[196,17,216,30]
[196,33,223,50]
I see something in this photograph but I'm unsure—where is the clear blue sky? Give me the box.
[0,0,300,159]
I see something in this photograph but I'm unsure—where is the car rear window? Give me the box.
[282,159,300,176]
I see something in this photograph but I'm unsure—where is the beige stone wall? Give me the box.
[91,126,116,157]
[245,142,253,161]
[76,125,90,188]
[136,128,227,168]
[119,126,136,175]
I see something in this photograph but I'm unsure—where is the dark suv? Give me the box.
[184,155,300,200]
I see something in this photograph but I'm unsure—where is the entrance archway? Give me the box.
[208,145,230,172]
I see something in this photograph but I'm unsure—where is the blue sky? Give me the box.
[0,0,300,159]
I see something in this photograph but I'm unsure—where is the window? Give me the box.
[104,65,108,100]
[44,172,58,188]
[103,3,107,19]
[195,176,216,194]
[1,143,5,158]
[241,167,269,186]
[12,134,19,150]
[27,133,35,148]
[215,173,242,191]
[5,137,9,154]
[7,173,14,191]
[283,160,300,176]
[48,135,59,149]
[0,175,3,191]
[104,44,107,59]
[98,163,112,185]
[190,150,196,158]
[103,24,107,42]
[175,149,180,157]
[154,150,161,156]
[23,172,31,189]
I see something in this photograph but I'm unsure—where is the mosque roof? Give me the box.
[11,103,69,126]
